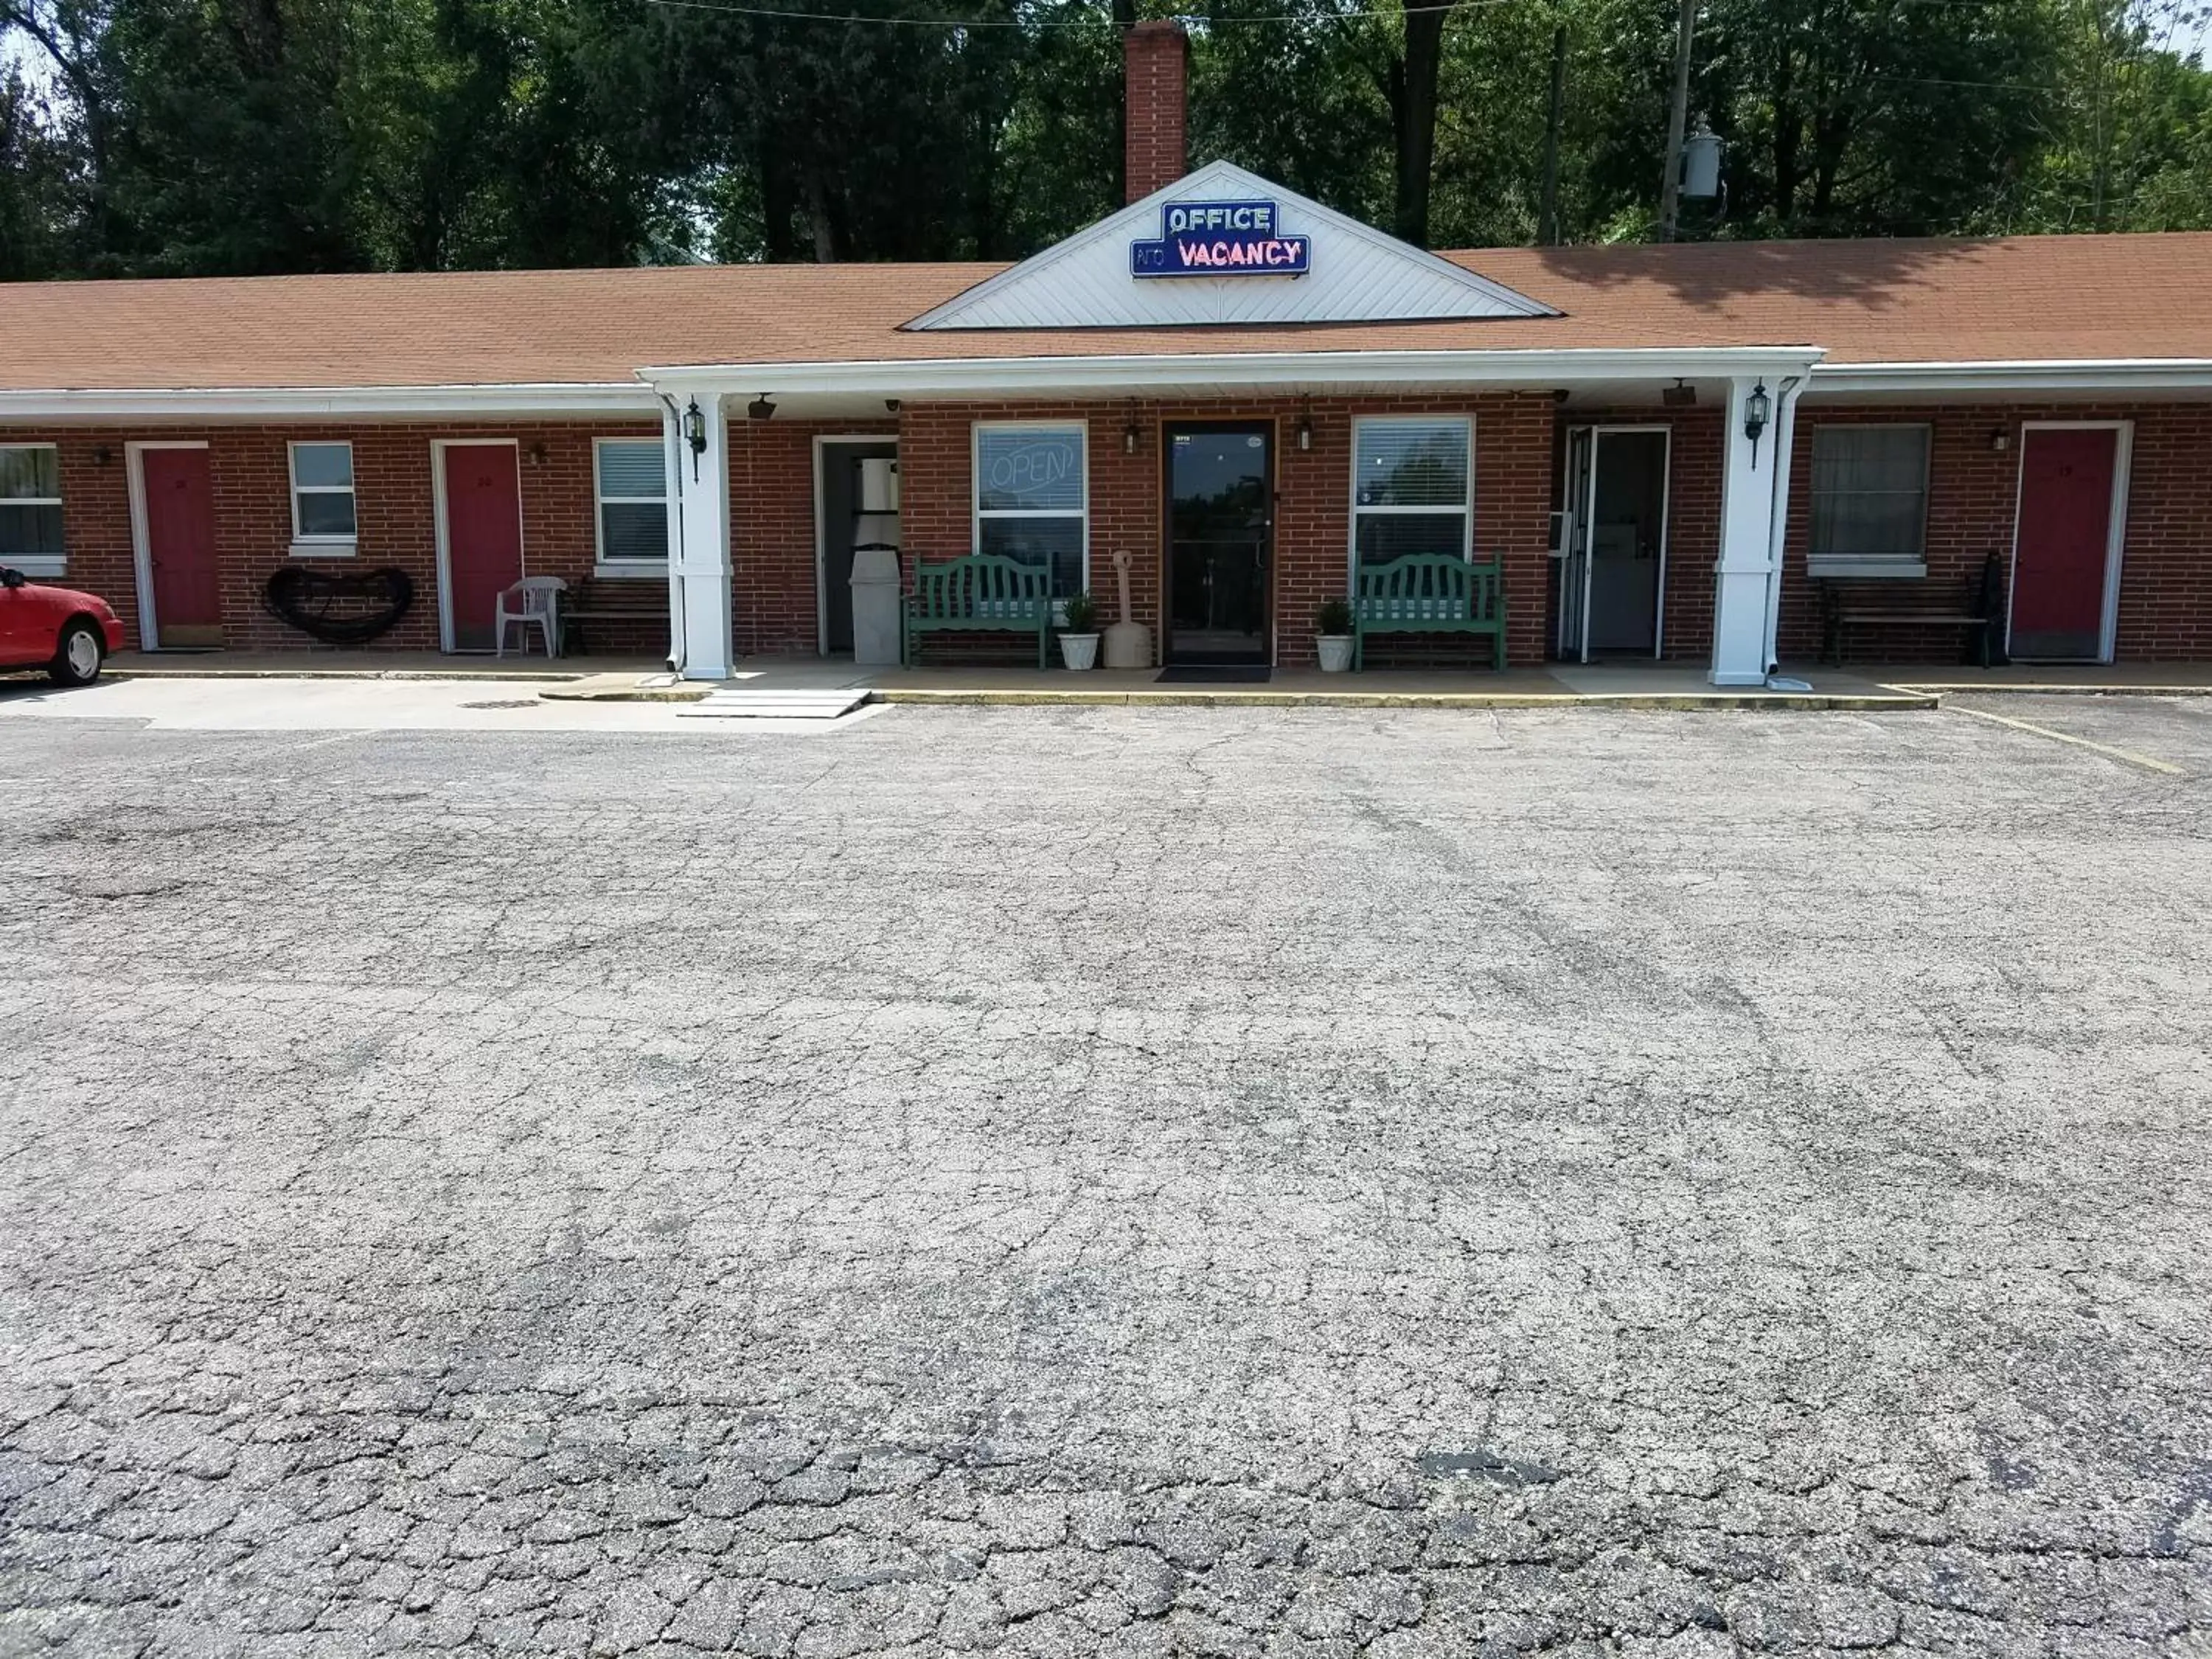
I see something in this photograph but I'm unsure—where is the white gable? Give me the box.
[903,161,1556,332]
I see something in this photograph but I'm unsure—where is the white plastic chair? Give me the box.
[495,576,566,658]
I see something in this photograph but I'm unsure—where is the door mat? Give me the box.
[1155,665,1271,684]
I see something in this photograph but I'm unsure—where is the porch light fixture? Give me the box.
[91,445,114,466]
[885,398,901,414]
[682,397,708,481]
[526,442,549,466]
[1122,402,1141,456]
[1990,427,2011,452]
[1662,379,1697,408]
[1295,399,1313,453]
[748,394,777,422]
[1743,380,1772,466]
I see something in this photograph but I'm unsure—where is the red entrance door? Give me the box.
[442,445,524,652]
[142,447,221,647]
[2011,427,2121,661]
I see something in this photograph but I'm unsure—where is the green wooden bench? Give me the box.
[1353,553,1506,670]
[903,553,1054,667]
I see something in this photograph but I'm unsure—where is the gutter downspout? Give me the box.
[1760,376,1805,688]
[657,391,688,676]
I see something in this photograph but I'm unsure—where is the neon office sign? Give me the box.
[1130,199,1310,279]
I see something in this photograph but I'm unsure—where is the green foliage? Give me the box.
[3,0,2210,279]
[1062,589,1098,630]
[1316,596,1354,635]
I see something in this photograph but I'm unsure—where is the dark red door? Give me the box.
[442,445,524,652]
[142,447,221,647]
[2011,427,2120,660]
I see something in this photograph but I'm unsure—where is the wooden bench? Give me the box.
[1353,553,1506,670]
[903,553,1053,667]
[561,574,667,656]
[1817,552,2005,667]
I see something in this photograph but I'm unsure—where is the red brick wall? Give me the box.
[1123,21,1188,203]
[1562,399,2212,666]
[1775,401,2212,664]
[726,418,896,657]
[12,422,655,653]
[897,393,1555,668]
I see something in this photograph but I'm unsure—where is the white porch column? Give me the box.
[665,389,734,681]
[1709,374,1798,686]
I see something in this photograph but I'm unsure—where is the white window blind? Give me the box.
[596,439,668,566]
[1352,417,1472,568]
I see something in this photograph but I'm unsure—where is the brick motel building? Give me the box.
[2,24,2210,684]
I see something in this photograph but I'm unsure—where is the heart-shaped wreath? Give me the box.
[264,565,416,646]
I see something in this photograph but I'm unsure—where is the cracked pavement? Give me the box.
[2,692,2210,1657]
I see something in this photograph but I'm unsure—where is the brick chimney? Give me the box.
[1123,20,1189,204]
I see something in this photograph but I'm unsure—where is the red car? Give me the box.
[1,566,128,685]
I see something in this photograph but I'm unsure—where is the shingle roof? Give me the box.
[1,232,2207,392]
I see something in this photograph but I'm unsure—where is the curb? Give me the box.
[1885,682,2212,698]
[867,687,1941,712]
[107,666,582,684]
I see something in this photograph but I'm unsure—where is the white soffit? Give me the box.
[903,160,1557,332]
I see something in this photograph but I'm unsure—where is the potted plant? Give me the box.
[1315,597,1354,672]
[1058,591,1101,669]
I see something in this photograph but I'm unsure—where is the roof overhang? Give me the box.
[1808,358,2212,397]
[0,382,663,422]
[636,346,1828,401]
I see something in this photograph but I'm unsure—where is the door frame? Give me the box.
[2006,420,2132,664]
[1559,423,1672,664]
[813,434,899,655]
[125,439,212,653]
[1160,417,1276,665]
[431,438,526,654]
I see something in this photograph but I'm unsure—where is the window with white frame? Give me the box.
[1809,425,1929,573]
[1352,417,1472,568]
[0,445,64,574]
[974,423,1086,597]
[595,439,668,568]
[289,441,358,551]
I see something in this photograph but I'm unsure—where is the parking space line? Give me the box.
[1945,703,2185,775]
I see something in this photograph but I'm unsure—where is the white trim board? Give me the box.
[813,433,900,655]
[123,439,210,652]
[2006,420,2133,665]
[639,346,1827,398]
[430,438,527,654]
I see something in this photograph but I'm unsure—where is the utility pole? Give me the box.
[1539,21,1566,245]
[1657,0,1695,242]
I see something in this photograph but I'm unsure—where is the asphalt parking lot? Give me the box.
[2,686,2209,1657]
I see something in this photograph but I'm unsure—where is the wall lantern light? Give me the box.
[91,445,114,466]
[1742,380,1772,466]
[1122,401,1141,456]
[526,442,549,466]
[1990,428,2011,453]
[747,394,777,422]
[682,397,708,481]
[1295,399,1313,453]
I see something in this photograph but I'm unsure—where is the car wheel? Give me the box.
[50,620,105,686]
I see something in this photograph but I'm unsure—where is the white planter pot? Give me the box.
[1059,632,1101,670]
[1316,635,1354,672]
